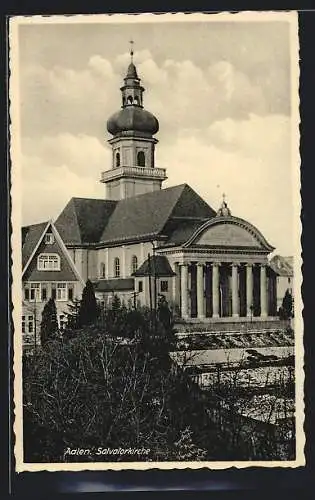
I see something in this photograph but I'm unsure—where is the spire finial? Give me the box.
[129,39,134,62]
[217,191,231,217]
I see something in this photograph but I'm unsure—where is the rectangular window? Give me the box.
[138,281,143,293]
[22,315,25,334]
[68,287,73,301]
[24,288,29,301]
[45,233,55,244]
[29,283,40,302]
[160,280,168,292]
[51,287,56,300]
[41,286,47,301]
[27,315,34,334]
[57,283,67,301]
[37,254,60,271]
[59,314,67,331]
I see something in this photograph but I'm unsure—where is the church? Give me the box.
[21,48,279,343]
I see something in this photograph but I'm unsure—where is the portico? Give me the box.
[159,204,277,322]
[177,259,275,321]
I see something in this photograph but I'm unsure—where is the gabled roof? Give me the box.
[55,198,117,244]
[133,255,175,277]
[22,221,50,269]
[100,184,216,244]
[54,184,216,246]
[22,220,85,284]
[269,255,293,277]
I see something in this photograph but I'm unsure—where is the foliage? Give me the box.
[23,308,209,463]
[65,298,81,331]
[174,427,207,461]
[39,298,59,347]
[78,279,98,327]
[279,290,293,320]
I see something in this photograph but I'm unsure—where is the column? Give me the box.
[260,264,267,318]
[180,263,189,319]
[197,263,205,319]
[246,263,253,317]
[105,248,109,279]
[231,264,239,318]
[212,263,220,318]
[172,262,181,307]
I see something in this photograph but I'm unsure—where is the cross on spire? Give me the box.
[222,192,226,203]
[129,39,134,62]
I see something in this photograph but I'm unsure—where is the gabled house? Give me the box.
[22,220,84,347]
[269,255,294,311]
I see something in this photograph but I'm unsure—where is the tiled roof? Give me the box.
[162,219,207,246]
[269,255,293,277]
[22,221,49,269]
[100,183,216,244]
[55,198,117,244]
[133,255,175,277]
[54,184,215,247]
[93,278,134,292]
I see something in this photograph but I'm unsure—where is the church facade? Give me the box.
[22,51,279,337]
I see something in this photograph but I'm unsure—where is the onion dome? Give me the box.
[107,107,159,136]
[107,41,159,137]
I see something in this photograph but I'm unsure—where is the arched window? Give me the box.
[131,255,138,274]
[114,257,120,278]
[100,262,106,279]
[137,151,145,167]
[134,96,140,106]
[115,151,120,167]
[127,95,133,105]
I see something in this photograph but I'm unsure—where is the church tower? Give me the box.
[101,42,167,200]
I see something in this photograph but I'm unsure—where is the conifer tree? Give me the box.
[281,289,293,319]
[40,298,59,347]
[78,279,98,327]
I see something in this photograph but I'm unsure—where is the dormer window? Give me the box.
[45,233,54,244]
[37,253,60,271]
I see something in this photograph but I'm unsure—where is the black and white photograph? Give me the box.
[10,11,303,471]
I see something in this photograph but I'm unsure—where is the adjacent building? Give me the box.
[269,255,294,312]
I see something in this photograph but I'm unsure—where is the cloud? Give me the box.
[158,113,293,255]
[21,150,104,225]
[22,133,111,178]
[19,50,294,255]
[20,52,276,143]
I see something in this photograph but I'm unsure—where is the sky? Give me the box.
[14,13,299,256]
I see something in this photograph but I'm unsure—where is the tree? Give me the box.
[279,289,293,320]
[23,307,218,463]
[66,298,81,330]
[40,298,59,347]
[174,426,207,461]
[78,280,98,327]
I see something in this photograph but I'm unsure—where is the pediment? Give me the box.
[184,216,274,252]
